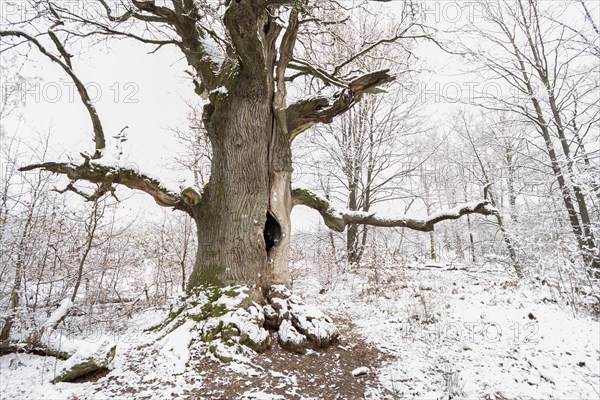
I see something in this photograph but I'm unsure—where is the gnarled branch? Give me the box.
[0,30,106,158]
[131,0,175,21]
[20,162,184,208]
[286,59,347,88]
[54,181,116,202]
[292,188,499,233]
[286,69,394,140]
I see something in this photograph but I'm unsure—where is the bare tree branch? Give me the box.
[332,26,414,76]
[292,188,498,232]
[286,69,394,140]
[286,59,347,87]
[54,181,116,202]
[19,162,184,209]
[0,30,106,158]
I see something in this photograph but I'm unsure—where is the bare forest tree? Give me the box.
[455,111,523,278]
[463,0,600,276]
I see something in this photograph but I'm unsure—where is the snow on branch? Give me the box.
[286,69,395,140]
[19,161,185,208]
[292,188,499,233]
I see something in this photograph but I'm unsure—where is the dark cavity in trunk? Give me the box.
[264,211,282,254]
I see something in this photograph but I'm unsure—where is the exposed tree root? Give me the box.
[265,285,338,354]
[143,285,339,370]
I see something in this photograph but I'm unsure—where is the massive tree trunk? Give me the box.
[188,91,273,289]
[188,94,294,290]
[186,1,293,291]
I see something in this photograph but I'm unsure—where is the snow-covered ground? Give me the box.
[1,263,599,399]
[298,264,600,399]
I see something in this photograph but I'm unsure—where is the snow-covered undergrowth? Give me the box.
[1,263,598,399]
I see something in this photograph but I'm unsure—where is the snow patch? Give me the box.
[210,86,228,96]
[158,319,196,374]
[199,35,225,68]
[352,366,369,376]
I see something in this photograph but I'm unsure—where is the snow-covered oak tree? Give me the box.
[1,0,497,354]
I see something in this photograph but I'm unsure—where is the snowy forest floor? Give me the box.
[1,262,599,399]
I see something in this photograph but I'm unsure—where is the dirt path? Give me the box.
[185,318,393,399]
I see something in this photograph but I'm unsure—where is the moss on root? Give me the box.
[141,285,339,369]
[141,285,269,361]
